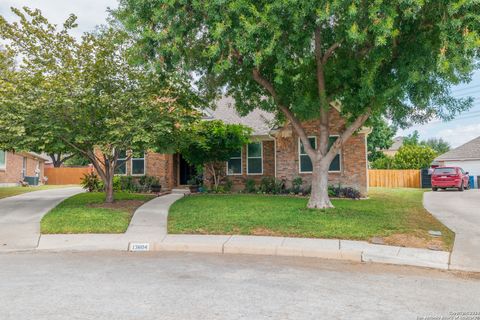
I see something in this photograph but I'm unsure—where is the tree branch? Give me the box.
[314,27,330,156]
[322,43,340,65]
[251,68,316,158]
[325,109,372,162]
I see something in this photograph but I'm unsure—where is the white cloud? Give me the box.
[0,0,119,37]
[437,123,480,147]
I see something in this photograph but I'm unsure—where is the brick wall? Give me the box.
[0,152,45,185]
[93,148,176,191]
[202,109,368,195]
[203,140,276,191]
[275,109,368,195]
[145,152,175,190]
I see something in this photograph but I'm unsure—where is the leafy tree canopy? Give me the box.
[402,130,451,154]
[0,8,199,202]
[421,138,451,155]
[367,117,397,161]
[117,0,480,209]
[117,0,479,125]
[371,144,437,169]
[178,120,251,188]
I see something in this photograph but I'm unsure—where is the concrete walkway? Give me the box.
[424,189,480,272]
[36,191,452,271]
[38,193,185,251]
[0,187,83,251]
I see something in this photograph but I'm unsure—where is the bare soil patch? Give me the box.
[381,233,447,250]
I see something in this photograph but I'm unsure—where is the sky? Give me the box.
[1,0,479,148]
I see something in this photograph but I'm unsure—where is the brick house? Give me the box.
[116,97,371,195]
[0,151,48,187]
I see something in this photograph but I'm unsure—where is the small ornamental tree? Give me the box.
[117,0,479,209]
[391,145,437,170]
[371,145,436,169]
[0,8,199,202]
[178,120,251,189]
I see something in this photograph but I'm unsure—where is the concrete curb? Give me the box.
[35,233,451,270]
[30,192,453,271]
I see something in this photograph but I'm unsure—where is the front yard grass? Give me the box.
[0,185,76,200]
[41,192,155,234]
[168,188,454,251]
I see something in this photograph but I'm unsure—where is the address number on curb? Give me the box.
[129,243,150,252]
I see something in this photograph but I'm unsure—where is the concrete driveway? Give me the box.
[0,187,83,251]
[424,189,480,272]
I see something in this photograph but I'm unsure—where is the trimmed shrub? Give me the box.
[292,176,303,194]
[245,178,256,193]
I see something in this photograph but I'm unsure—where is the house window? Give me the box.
[328,136,341,172]
[227,149,242,175]
[299,137,316,173]
[115,150,127,175]
[131,152,145,175]
[247,142,263,174]
[299,136,341,173]
[0,150,6,170]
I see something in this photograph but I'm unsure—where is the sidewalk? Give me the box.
[38,193,184,251]
[35,192,454,271]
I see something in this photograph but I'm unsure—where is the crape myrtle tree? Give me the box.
[0,8,199,202]
[117,0,480,209]
[178,120,251,189]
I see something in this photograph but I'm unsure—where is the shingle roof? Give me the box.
[206,96,276,136]
[435,136,480,161]
[389,137,404,151]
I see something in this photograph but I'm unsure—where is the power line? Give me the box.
[452,91,480,98]
[451,83,480,93]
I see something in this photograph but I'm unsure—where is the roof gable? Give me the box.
[435,136,480,161]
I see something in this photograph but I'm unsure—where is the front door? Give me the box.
[179,155,196,185]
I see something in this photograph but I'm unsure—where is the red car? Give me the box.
[431,166,470,191]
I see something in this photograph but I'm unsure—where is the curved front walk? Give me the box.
[36,191,452,271]
[37,193,185,251]
[424,189,480,272]
[0,187,83,251]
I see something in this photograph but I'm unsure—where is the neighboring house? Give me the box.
[381,136,403,157]
[114,97,371,195]
[435,136,480,178]
[0,151,49,187]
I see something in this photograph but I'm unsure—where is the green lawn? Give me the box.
[0,185,77,200]
[41,192,155,234]
[169,188,454,251]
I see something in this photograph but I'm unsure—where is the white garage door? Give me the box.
[444,160,480,176]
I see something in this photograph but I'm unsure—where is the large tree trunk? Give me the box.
[86,151,115,204]
[104,174,114,203]
[103,161,115,203]
[308,160,333,209]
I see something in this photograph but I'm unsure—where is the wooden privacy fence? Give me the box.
[368,169,421,188]
[45,167,92,185]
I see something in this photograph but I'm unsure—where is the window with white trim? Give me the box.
[247,142,263,174]
[115,150,127,175]
[131,152,145,175]
[299,136,341,173]
[0,150,6,170]
[299,137,316,173]
[227,149,242,175]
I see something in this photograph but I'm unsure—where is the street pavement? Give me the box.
[0,251,478,320]
[0,187,83,251]
[424,189,480,272]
